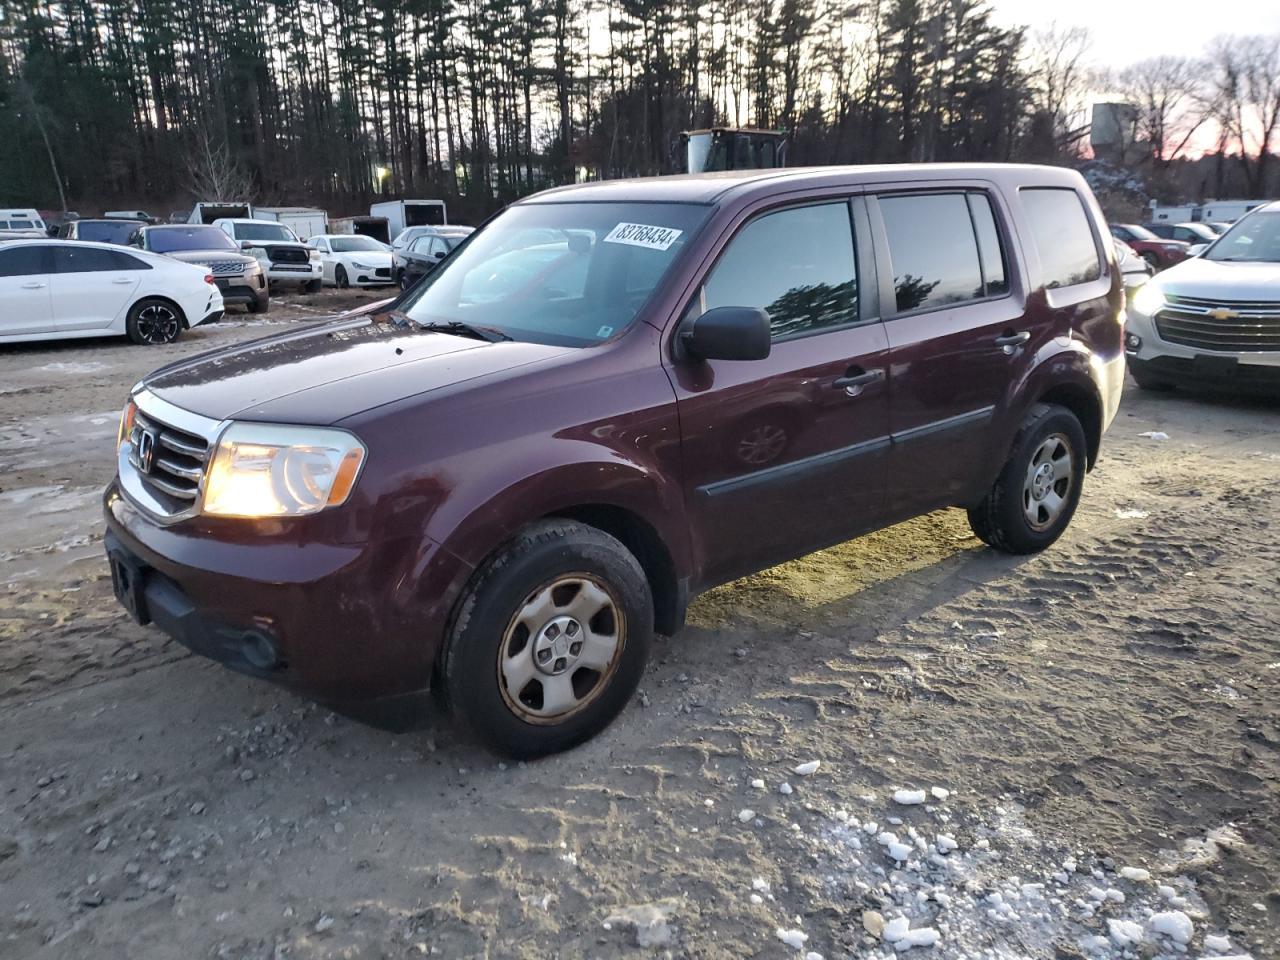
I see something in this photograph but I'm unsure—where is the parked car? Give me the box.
[306,234,396,287]
[1114,238,1152,302]
[133,224,269,313]
[394,226,474,288]
[104,163,1124,756]
[1125,201,1280,394]
[1204,222,1232,235]
[390,223,468,255]
[213,218,323,291]
[1,208,47,239]
[1143,221,1218,256]
[1110,224,1189,270]
[0,239,222,345]
[57,218,144,244]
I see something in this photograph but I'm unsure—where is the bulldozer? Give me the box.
[679,127,789,174]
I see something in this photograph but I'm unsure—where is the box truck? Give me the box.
[188,202,254,224]
[329,216,392,245]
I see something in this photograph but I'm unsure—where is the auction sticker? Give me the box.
[603,222,683,251]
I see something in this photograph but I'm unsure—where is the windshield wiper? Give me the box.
[413,317,512,342]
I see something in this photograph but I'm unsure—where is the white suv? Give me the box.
[1125,201,1280,394]
[213,218,323,291]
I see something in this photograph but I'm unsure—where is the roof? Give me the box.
[522,163,1087,206]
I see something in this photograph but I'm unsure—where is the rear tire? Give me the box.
[125,298,184,345]
[441,520,653,758]
[967,403,1087,555]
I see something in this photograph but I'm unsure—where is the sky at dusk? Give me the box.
[989,0,1280,69]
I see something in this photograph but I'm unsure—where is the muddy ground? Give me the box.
[0,292,1277,959]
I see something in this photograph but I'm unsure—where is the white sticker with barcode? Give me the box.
[602,222,683,251]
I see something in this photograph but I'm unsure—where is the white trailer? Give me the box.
[370,200,447,242]
[329,216,391,245]
[1199,200,1271,223]
[1148,203,1197,223]
[255,206,328,240]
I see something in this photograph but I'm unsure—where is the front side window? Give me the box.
[699,202,858,340]
[1021,188,1102,289]
[878,193,985,311]
[401,201,709,347]
[0,246,49,276]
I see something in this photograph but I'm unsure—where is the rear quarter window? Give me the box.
[1020,188,1102,289]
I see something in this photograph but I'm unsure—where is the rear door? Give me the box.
[51,246,143,331]
[670,197,892,588]
[869,188,1030,516]
[0,245,55,337]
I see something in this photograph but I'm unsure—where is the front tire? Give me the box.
[335,265,349,289]
[441,520,653,758]
[967,403,1087,555]
[247,295,270,315]
[304,278,322,294]
[125,298,184,345]
[1141,251,1161,271]
[1128,360,1173,392]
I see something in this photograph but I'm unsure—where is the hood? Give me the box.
[336,249,394,265]
[1153,256,1280,301]
[141,317,573,424]
[165,250,257,266]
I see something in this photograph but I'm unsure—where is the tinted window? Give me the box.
[702,202,857,339]
[1021,188,1102,288]
[0,245,49,276]
[55,246,147,273]
[234,223,296,242]
[76,220,141,244]
[879,193,983,311]
[145,226,237,253]
[968,194,1009,297]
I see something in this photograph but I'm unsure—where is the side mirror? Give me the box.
[240,240,255,250]
[678,305,771,362]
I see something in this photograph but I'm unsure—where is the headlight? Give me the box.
[203,423,366,518]
[118,399,137,448]
[351,261,373,270]
[308,249,322,261]
[1132,283,1165,317]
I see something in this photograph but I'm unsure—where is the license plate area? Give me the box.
[1193,354,1238,378]
[108,549,151,625]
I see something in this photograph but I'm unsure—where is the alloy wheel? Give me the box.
[136,303,180,344]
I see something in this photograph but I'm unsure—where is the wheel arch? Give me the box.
[1033,379,1102,470]
[130,294,190,330]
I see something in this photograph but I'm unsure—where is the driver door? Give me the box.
[669,199,891,588]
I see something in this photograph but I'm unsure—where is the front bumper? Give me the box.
[264,261,322,285]
[103,482,472,703]
[1125,307,1280,391]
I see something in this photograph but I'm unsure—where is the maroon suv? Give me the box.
[105,164,1125,756]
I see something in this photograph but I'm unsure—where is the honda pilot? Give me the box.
[105,164,1125,756]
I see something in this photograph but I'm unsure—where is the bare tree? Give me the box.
[185,129,255,200]
[1205,34,1280,195]
[1026,23,1095,155]
[1115,55,1208,166]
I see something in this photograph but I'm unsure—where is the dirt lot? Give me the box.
[1,293,1277,959]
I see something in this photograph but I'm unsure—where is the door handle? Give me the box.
[832,368,885,393]
[995,330,1031,353]
[20,282,45,289]
[111,277,134,284]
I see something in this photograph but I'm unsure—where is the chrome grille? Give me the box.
[1156,296,1280,352]
[196,259,247,277]
[124,406,212,517]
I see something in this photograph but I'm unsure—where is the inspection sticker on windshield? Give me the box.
[603,222,683,251]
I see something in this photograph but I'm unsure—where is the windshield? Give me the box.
[329,236,385,253]
[1122,224,1158,241]
[1205,211,1280,263]
[400,202,708,346]
[78,220,140,244]
[236,223,297,242]
[1179,224,1216,242]
[146,226,238,253]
